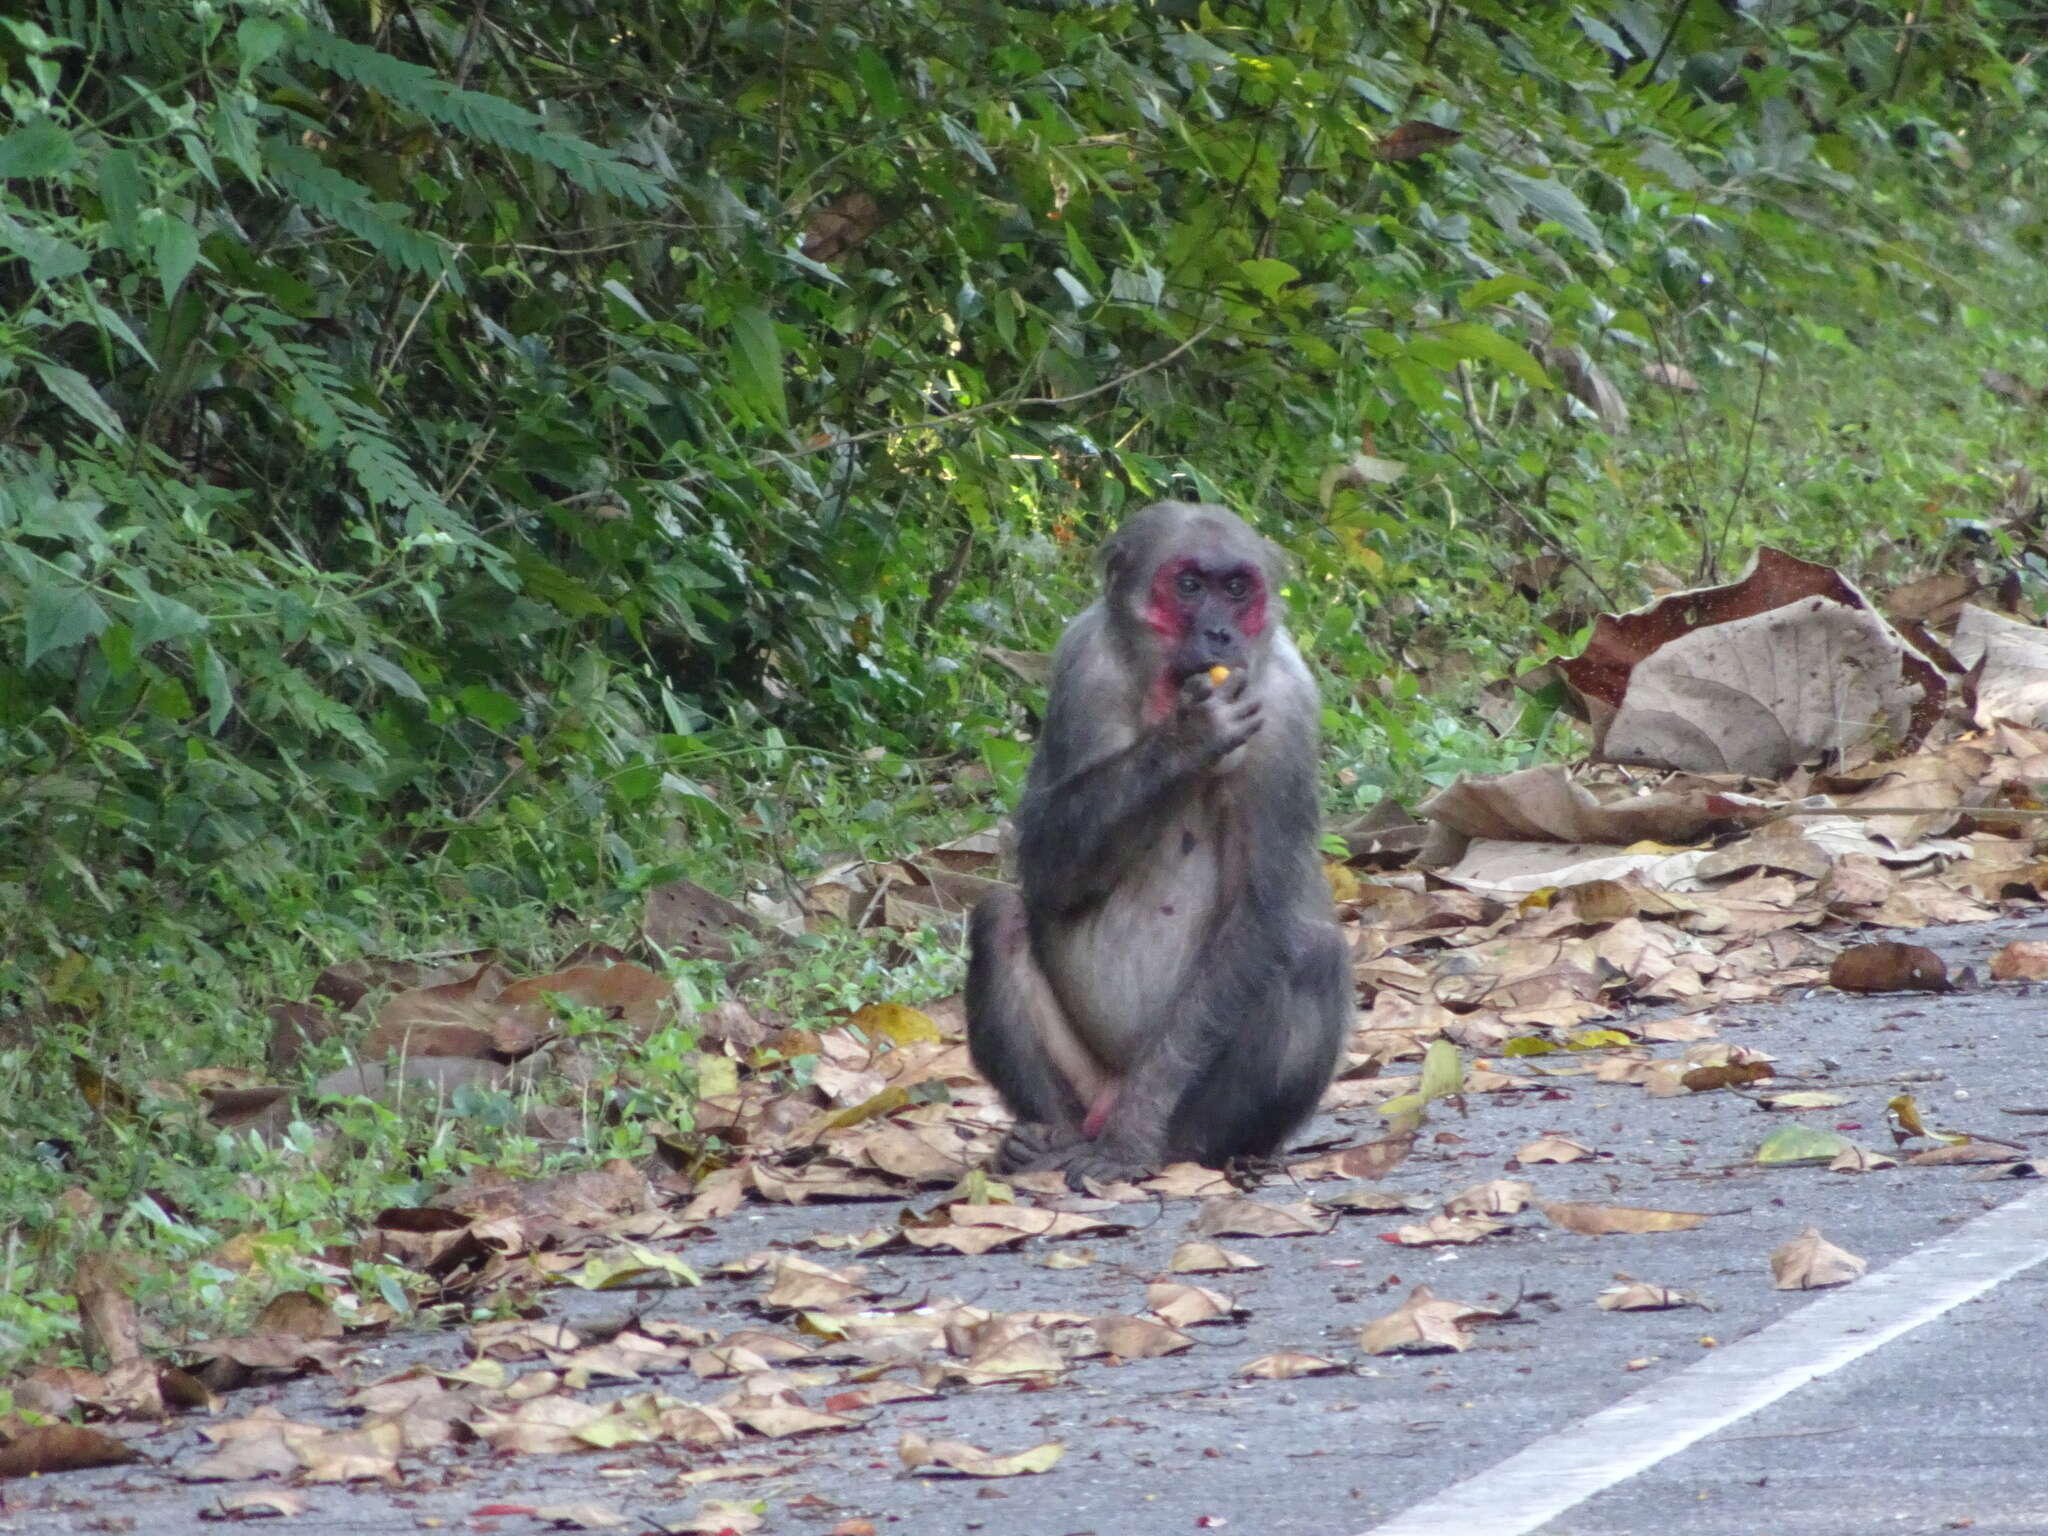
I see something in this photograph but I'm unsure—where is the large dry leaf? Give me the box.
[1990,940,2048,980]
[1561,548,1942,775]
[1388,1212,1507,1246]
[493,962,669,1038]
[642,879,771,963]
[1829,941,1948,993]
[1951,606,2048,729]
[1770,1227,1866,1289]
[1596,1280,1708,1312]
[1088,1315,1195,1359]
[1237,1351,1348,1380]
[1145,1282,1242,1328]
[1443,1179,1534,1216]
[1190,1197,1332,1238]
[1168,1241,1265,1274]
[1419,764,1733,846]
[0,1423,140,1478]
[897,1432,1063,1478]
[1540,1201,1707,1235]
[1358,1285,1499,1355]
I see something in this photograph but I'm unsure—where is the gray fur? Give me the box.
[967,502,1351,1187]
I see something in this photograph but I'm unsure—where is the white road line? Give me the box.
[1359,1182,2048,1536]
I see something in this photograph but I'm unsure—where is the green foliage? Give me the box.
[2,0,2045,951]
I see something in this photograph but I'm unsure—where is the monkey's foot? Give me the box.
[992,1122,1089,1174]
[1056,1146,1152,1192]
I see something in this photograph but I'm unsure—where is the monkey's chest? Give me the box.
[1042,818,1227,1067]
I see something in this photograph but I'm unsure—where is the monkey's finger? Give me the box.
[1178,671,1217,705]
[1215,717,1265,757]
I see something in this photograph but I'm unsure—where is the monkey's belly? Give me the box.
[1040,829,1221,1069]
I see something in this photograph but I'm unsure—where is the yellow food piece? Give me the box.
[1208,665,1230,685]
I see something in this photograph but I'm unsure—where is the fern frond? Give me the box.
[253,327,459,534]
[265,144,452,281]
[288,28,663,207]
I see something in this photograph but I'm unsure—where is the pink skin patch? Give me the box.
[1081,1082,1118,1139]
[1139,555,1266,723]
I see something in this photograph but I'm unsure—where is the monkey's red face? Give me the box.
[1143,553,1268,680]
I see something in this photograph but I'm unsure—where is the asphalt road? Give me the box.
[10,914,2048,1536]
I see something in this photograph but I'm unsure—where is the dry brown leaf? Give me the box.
[1389,1212,1506,1246]
[293,1421,402,1483]
[1418,764,1731,847]
[1168,1241,1265,1274]
[1906,1141,2024,1166]
[642,879,770,963]
[1288,1132,1415,1182]
[897,1223,1026,1255]
[1236,1351,1348,1380]
[1596,1281,1708,1312]
[1952,606,2048,730]
[1443,1179,1535,1216]
[1829,1144,1899,1173]
[1516,1134,1596,1165]
[1373,120,1463,161]
[761,1256,870,1310]
[1144,1282,1242,1328]
[1830,942,1949,993]
[1358,1284,1499,1355]
[1681,1060,1774,1092]
[1088,1315,1196,1359]
[897,1431,1063,1478]
[801,189,883,262]
[726,1400,860,1439]
[1770,1227,1866,1289]
[1190,1197,1332,1238]
[1541,1202,1707,1235]
[1320,1184,1429,1215]
[1560,548,1941,776]
[206,1489,309,1519]
[0,1423,140,1478]
[1989,940,2048,981]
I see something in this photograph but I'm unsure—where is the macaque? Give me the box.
[967,501,1350,1187]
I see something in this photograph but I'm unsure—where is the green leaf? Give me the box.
[1460,274,1543,309]
[728,306,787,429]
[153,218,201,304]
[0,210,88,281]
[35,363,127,440]
[1435,322,1551,391]
[359,652,426,702]
[0,122,78,178]
[131,588,208,649]
[1237,258,1301,301]
[1756,1125,1853,1166]
[199,646,234,734]
[1419,1039,1463,1101]
[25,581,110,667]
[854,46,906,118]
[1495,169,1604,249]
[458,686,521,731]
[236,16,286,74]
[98,149,142,244]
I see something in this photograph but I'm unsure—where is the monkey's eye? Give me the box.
[1176,571,1202,597]
[1223,574,1250,599]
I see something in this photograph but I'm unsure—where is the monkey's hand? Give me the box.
[1164,668,1263,772]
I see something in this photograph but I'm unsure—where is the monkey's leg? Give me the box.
[1166,922,1351,1167]
[966,890,1116,1171]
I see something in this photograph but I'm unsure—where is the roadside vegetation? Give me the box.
[3,0,2046,1369]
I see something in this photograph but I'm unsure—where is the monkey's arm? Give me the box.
[1019,669,1263,913]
